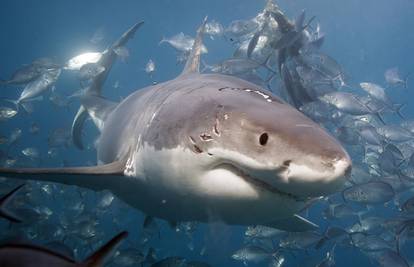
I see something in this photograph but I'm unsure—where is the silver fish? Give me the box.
[65,52,102,71]
[21,147,40,159]
[145,59,156,75]
[113,46,130,61]
[377,125,413,143]
[205,20,224,39]
[360,82,392,107]
[79,63,106,81]
[349,232,392,251]
[90,27,105,44]
[367,249,409,267]
[231,246,275,264]
[320,92,372,116]
[16,68,61,104]
[245,225,285,239]
[385,67,408,88]
[0,106,17,121]
[160,32,208,53]
[342,181,395,204]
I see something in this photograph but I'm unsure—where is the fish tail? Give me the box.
[375,112,386,125]
[84,231,128,267]
[1,98,19,112]
[303,15,316,30]
[394,103,405,119]
[200,59,210,73]
[260,53,277,74]
[159,36,166,45]
[0,184,25,223]
[341,188,348,203]
[404,73,410,89]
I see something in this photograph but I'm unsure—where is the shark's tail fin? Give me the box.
[71,21,144,150]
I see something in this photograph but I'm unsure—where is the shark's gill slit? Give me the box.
[213,119,220,136]
[193,145,203,154]
[189,136,196,144]
[200,133,213,141]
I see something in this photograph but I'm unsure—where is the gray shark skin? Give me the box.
[0,19,351,231]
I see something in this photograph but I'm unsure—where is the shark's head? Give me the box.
[171,75,351,200]
[135,74,351,223]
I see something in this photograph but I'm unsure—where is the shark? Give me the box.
[0,18,351,232]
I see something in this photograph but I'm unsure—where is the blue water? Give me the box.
[1,0,414,266]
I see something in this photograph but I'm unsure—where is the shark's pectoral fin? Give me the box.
[263,214,319,232]
[0,160,126,192]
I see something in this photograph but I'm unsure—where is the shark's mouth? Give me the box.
[216,163,308,202]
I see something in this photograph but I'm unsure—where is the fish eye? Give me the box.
[259,133,269,146]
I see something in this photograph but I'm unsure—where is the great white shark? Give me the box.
[0,18,351,232]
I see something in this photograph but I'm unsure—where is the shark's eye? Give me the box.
[259,133,269,146]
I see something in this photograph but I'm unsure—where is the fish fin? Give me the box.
[259,53,277,75]
[404,72,410,89]
[302,16,316,31]
[393,103,405,119]
[375,112,386,125]
[20,102,34,114]
[314,237,328,250]
[143,215,155,228]
[200,59,211,73]
[111,21,144,49]
[0,159,126,192]
[168,220,178,229]
[247,29,262,59]
[84,231,128,267]
[81,95,117,132]
[263,214,319,232]
[295,9,306,31]
[0,184,25,223]
[307,35,325,50]
[181,16,208,75]
[2,99,20,112]
[71,22,143,150]
[159,37,166,45]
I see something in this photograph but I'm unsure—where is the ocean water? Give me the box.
[0,0,413,266]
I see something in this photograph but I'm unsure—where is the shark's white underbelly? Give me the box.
[111,143,305,225]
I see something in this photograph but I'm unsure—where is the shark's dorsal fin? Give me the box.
[181,16,208,76]
[0,159,126,192]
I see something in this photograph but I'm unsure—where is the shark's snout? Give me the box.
[272,153,351,198]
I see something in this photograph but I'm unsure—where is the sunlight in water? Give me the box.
[65,51,102,70]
